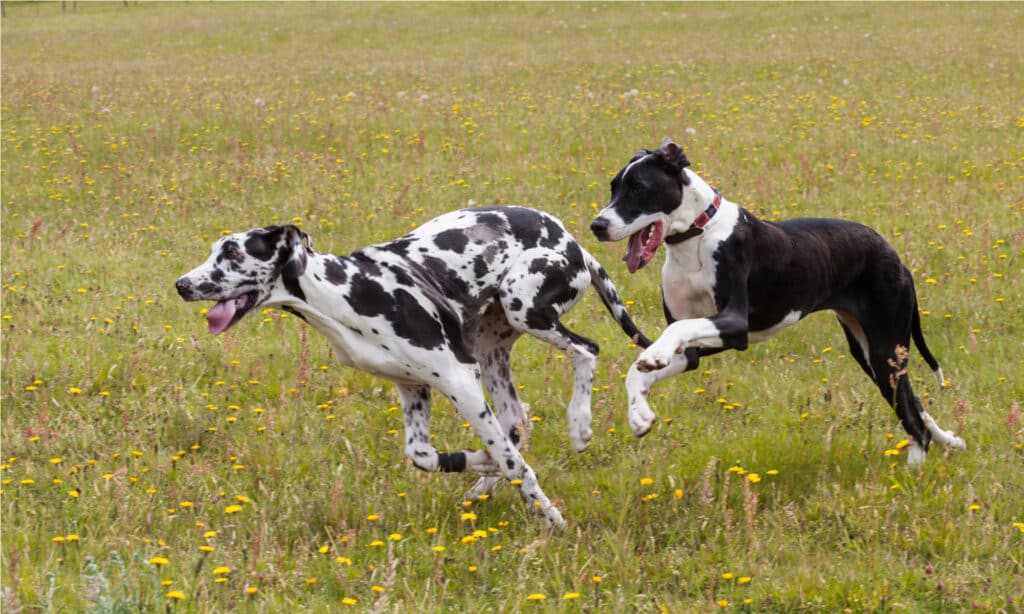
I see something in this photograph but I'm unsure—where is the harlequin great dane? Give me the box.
[176,206,650,528]
[590,139,965,465]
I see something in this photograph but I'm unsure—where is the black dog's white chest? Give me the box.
[660,246,719,321]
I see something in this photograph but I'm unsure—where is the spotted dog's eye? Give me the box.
[221,244,244,262]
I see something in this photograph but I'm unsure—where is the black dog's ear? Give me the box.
[280,225,309,279]
[658,138,691,171]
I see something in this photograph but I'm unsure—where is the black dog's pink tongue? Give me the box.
[206,300,236,336]
[624,232,646,273]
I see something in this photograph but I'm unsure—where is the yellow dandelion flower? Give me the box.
[563,592,581,600]
[212,566,231,575]
[467,565,477,573]
[165,590,186,600]
[342,597,357,606]
[235,495,250,504]
[148,557,169,567]
[747,473,761,483]
[335,556,352,565]
[592,575,602,584]
[318,545,329,554]
[224,505,243,514]
[369,540,385,547]
[717,599,730,607]
[460,535,477,545]
[722,572,735,580]
[461,512,477,521]
[425,527,438,535]
[639,477,654,486]
[388,533,402,541]
[366,513,380,522]
[371,585,385,592]
[431,545,446,553]
[738,576,752,584]
[526,593,546,601]
[246,586,258,595]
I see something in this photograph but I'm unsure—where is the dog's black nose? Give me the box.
[175,277,193,299]
[590,217,610,240]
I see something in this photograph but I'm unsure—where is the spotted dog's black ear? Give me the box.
[280,225,309,280]
[658,138,691,171]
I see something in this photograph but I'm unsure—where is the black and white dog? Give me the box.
[590,140,965,465]
[176,207,650,528]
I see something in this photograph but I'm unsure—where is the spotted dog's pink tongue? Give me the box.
[623,222,663,273]
[206,299,237,336]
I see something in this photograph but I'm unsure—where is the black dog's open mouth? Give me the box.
[624,221,664,273]
[205,291,258,336]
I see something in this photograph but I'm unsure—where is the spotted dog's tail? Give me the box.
[583,250,652,348]
[911,297,944,389]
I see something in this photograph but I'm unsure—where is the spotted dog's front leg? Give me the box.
[438,373,565,529]
[397,384,499,475]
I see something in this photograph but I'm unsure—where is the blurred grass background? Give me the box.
[2,2,1021,611]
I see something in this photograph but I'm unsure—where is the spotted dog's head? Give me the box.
[590,139,691,272]
[175,225,309,335]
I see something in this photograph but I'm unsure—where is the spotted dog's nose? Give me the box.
[175,277,195,300]
[590,216,611,241]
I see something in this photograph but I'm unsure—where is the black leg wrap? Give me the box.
[437,451,467,473]
[895,377,929,451]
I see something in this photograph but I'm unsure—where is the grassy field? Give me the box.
[2,2,1022,611]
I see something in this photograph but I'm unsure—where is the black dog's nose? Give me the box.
[175,277,193,299]
[590,216,610,240]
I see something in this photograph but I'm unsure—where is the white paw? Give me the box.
[570,425,592,453]
[628,401,657,438]
[465,450,500,476]
[465,477,499,501]
[906,442,927,467]
[636,341,677,372]
[542,505,566,530]
[945,434,967,450]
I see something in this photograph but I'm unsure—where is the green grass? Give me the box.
[2,2,1022,611]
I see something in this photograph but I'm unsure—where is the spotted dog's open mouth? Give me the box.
[205,291,258,335]
[624,221,664,273]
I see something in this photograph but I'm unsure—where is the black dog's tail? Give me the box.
[911,297,945,389]
[583,250,652,348]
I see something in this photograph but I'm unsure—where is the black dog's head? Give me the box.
[590,139,691,272]
[175,225,309,335]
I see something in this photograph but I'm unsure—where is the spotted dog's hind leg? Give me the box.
[397,384,499,475]
[500,249,599,453]
[436,370,565,529]
[466,305,529,500]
